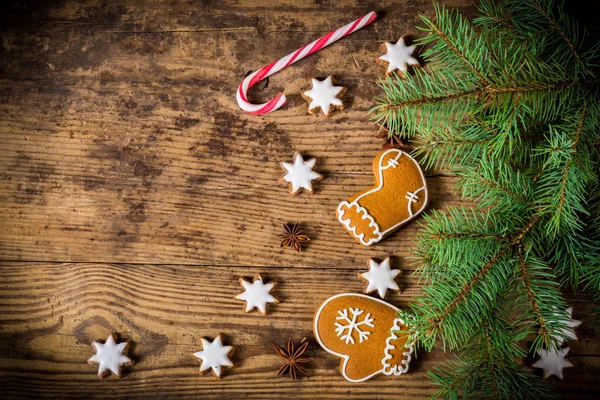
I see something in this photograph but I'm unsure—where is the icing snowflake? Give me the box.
[302,76,345,116]
[235,275,279,315]
[193,334,234,378]
[88,333,133,378]
[360,257,401,298]
[279,152,323,196]
[378,37,419,75]
[552,307,582,344]
[532,347,573,380]
[334,308,375,344]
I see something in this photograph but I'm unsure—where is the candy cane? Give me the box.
[237,11,378,115]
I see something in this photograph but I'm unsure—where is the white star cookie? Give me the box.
[279,152,323,196]
[552,307,582,344]
[378,37,419,76]
[235,275,279,315]
[88,333,133,378]
[302,76,346,117]
[532,347,573,380]
[359,257,401,298]
[193,334,234,378]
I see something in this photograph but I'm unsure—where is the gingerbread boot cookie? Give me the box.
[337,148,428,246]
[313,293,414,382]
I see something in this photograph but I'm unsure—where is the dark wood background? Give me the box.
[1,0,599,398]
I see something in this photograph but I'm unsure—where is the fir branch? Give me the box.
[373,77,598,138]
[551,106,586,232]
[382,1,600,397]
[548,230,595,287]
[504,252,572,350]
[516,247,548,343]
[416,212,542,350]
[487,92,521,159]
[427,232,509,242]
[528,0,593,76]
[414,136,491,170]
[475,1,518,34]
[426,245,513,335]
[378,79,595,113]
[456,161,534,210]
[412,121,496,169]
[535,104,597,236]
[429,357,490,399]
[413,208,514,285]
[418,3,491,85]
[429,314,556,399]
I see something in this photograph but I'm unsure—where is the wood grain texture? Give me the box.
[0,262,599,399]
[0,0,468,266]
[0,0,599,399]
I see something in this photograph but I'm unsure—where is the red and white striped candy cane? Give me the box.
[236,11,378,115]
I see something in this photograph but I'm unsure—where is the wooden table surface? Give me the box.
[1,0,599,398]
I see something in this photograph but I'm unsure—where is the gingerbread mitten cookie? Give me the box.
[337,149,428,246]
[313,293,414,382]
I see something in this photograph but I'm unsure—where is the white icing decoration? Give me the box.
[532,347,573,380]
[88,335,131,377]
[337,149,428,246]
[280,153,322,195]
[360,257,401,298]
[302,76,344,116]
[378,37,419,74]
[334,307,375,344]
[552,307,582,344]
[382,318,413,375]
[337,201,382,246]
[235,276,277,314]
[193,335,233,377]
[313,293,415,383]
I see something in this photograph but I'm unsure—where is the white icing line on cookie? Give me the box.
[313,293,414,383]
[381,318,414,375]
[334,307,375,344]
[406,187,426,217]
[337,148,428,245]
[337,201,382,246]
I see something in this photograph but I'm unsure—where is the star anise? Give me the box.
[375,123,411,150]
[274,337,310,379]
[280,223,310,252]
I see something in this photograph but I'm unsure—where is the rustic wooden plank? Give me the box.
[0,0,470,265]
[0,130,461,265]
[0,262,598,399]
[1,0,599,398]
